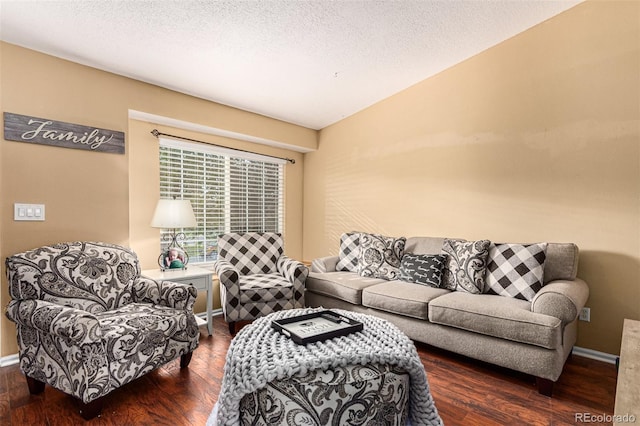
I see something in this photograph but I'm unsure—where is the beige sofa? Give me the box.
[305,236,589,396]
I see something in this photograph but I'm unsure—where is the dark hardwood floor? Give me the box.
[0,316,617,425]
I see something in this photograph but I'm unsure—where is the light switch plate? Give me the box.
[14,203,45,221]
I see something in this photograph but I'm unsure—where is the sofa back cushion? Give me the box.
[404,237,445,255]
[405,237,579,284]
[544,243,579,282]
[6,241,139,313]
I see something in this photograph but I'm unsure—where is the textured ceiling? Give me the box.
[0,0,582,130]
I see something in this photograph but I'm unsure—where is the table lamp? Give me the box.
[151,198,197,270]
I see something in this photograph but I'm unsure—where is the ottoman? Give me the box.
[209,308,442,426]
[240,362,410,424]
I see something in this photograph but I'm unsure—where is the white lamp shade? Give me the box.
[151,199,197,229]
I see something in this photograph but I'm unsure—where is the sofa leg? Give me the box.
[25,376,45,394]
[228,321,236,335]
[180,352,193,368]
[536,377,554,397]
[79,397,103,420]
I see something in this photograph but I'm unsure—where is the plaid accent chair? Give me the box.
[5,242,200,420]
[215,233,308,334]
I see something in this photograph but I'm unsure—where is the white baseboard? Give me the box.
[0,354,19,367]
[572,346,618,364]
[196,308,223,319]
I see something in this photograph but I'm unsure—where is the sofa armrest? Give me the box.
[132,277,198,311]
[531,278,589,325]
[5,299,102,344]
[311,256,339,273]
[214,259,240,290]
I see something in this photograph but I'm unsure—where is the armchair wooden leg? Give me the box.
[228,321,236,335]
[25,376,45,394]
[79,397,104,420]
[180,352,193,368]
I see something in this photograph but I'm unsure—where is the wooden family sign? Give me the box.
[3,112,125,154]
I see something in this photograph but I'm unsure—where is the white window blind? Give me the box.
[159,137,284,263]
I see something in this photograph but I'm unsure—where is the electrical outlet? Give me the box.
[579,307,591,322]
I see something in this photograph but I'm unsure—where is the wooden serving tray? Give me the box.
[271,310,364,345]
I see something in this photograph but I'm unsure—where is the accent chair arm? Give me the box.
[311,256,339,273]
[277,256,309,284]
[277,256,309,309]
[5,299,102,344]
[531,278,589,325]
[132,277,198,311]
[214,259,240,290]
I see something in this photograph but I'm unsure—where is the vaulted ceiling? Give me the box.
[0,0,582,130]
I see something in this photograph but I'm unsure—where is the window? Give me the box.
[159,137,284,264]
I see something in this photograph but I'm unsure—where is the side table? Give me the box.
[142,265,213,336]
[614,319,639,425]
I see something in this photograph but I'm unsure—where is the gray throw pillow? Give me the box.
[357,233,406,280]
[441,239,491,293]
[399,254,446,287]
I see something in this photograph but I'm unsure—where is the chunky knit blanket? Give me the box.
[209,307,442,426]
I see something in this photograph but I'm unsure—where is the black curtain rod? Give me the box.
[150,129,296,164]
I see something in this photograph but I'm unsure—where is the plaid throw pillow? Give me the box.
[336,232,361,272]
[217,233,283,275]
[484,243,548,301]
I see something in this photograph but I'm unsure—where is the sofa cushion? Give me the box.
[429,292,562,349]
[97,303,193,361]
[362,281,450,320]
[357,233,406,280]
[306,272,386,305]
[336,232,361,272]
[484,243,548,301]
[238,274,294,304]
[399,254,446,288]
[544,243,579,282]
[441,239,491,293]
[403,237,445,255]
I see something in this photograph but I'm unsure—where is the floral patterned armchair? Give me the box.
[5,242,200,419]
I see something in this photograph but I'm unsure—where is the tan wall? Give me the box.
[303,0,640,355]
[0,42,315,356]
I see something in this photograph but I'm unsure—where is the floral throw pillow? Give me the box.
[357,233,406,280]
[441,239,491,293]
